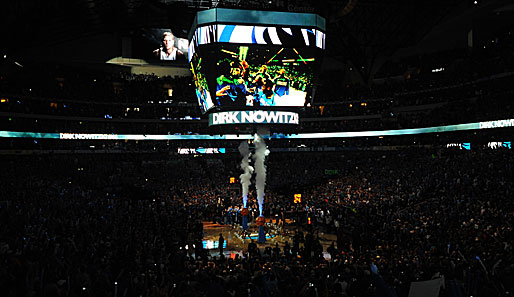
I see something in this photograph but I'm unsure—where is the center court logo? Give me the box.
[210,110,299,125]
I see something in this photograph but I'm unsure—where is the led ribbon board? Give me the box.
[1,118,513,140]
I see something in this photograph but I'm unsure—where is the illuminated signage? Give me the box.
[479,119,514,129]
[446,143,470,150]
[487,141,511,149]
[202,240,227,250]
[60,133,119,140]
[177,148,226,154]
[230,177,236,183]
[209,110,299,126]
[1,117,513,140]
[294,194,301,203]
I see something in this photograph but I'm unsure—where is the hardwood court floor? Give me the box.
[202,219,337,258]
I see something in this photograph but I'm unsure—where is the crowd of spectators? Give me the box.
[1,146,513,297]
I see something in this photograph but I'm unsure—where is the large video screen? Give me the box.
[189,8,326,114]
[190,53,215,112]
[213,44,317,108]
[133,28,189,63]
[191,27,323,113]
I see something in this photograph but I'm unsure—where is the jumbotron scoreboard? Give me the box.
[188,8,326,127]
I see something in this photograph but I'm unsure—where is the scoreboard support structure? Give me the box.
[188,7,326,244]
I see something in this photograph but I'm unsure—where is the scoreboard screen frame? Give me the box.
[189,8,326,117]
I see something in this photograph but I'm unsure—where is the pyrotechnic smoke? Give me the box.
[238,141,253,208]
[252,133,269,216]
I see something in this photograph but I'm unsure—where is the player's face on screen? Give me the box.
[163,35,174,50]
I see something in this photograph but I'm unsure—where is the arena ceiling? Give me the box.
[1,0,513,81]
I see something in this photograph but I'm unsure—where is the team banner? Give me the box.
[209,110,299,126]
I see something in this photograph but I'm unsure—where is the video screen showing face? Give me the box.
[190,53,215,113]
[208,44,319,109]
[133,28,189,63]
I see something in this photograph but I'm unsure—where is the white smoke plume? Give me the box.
[252,133,269,216]
[238,141,253,208]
